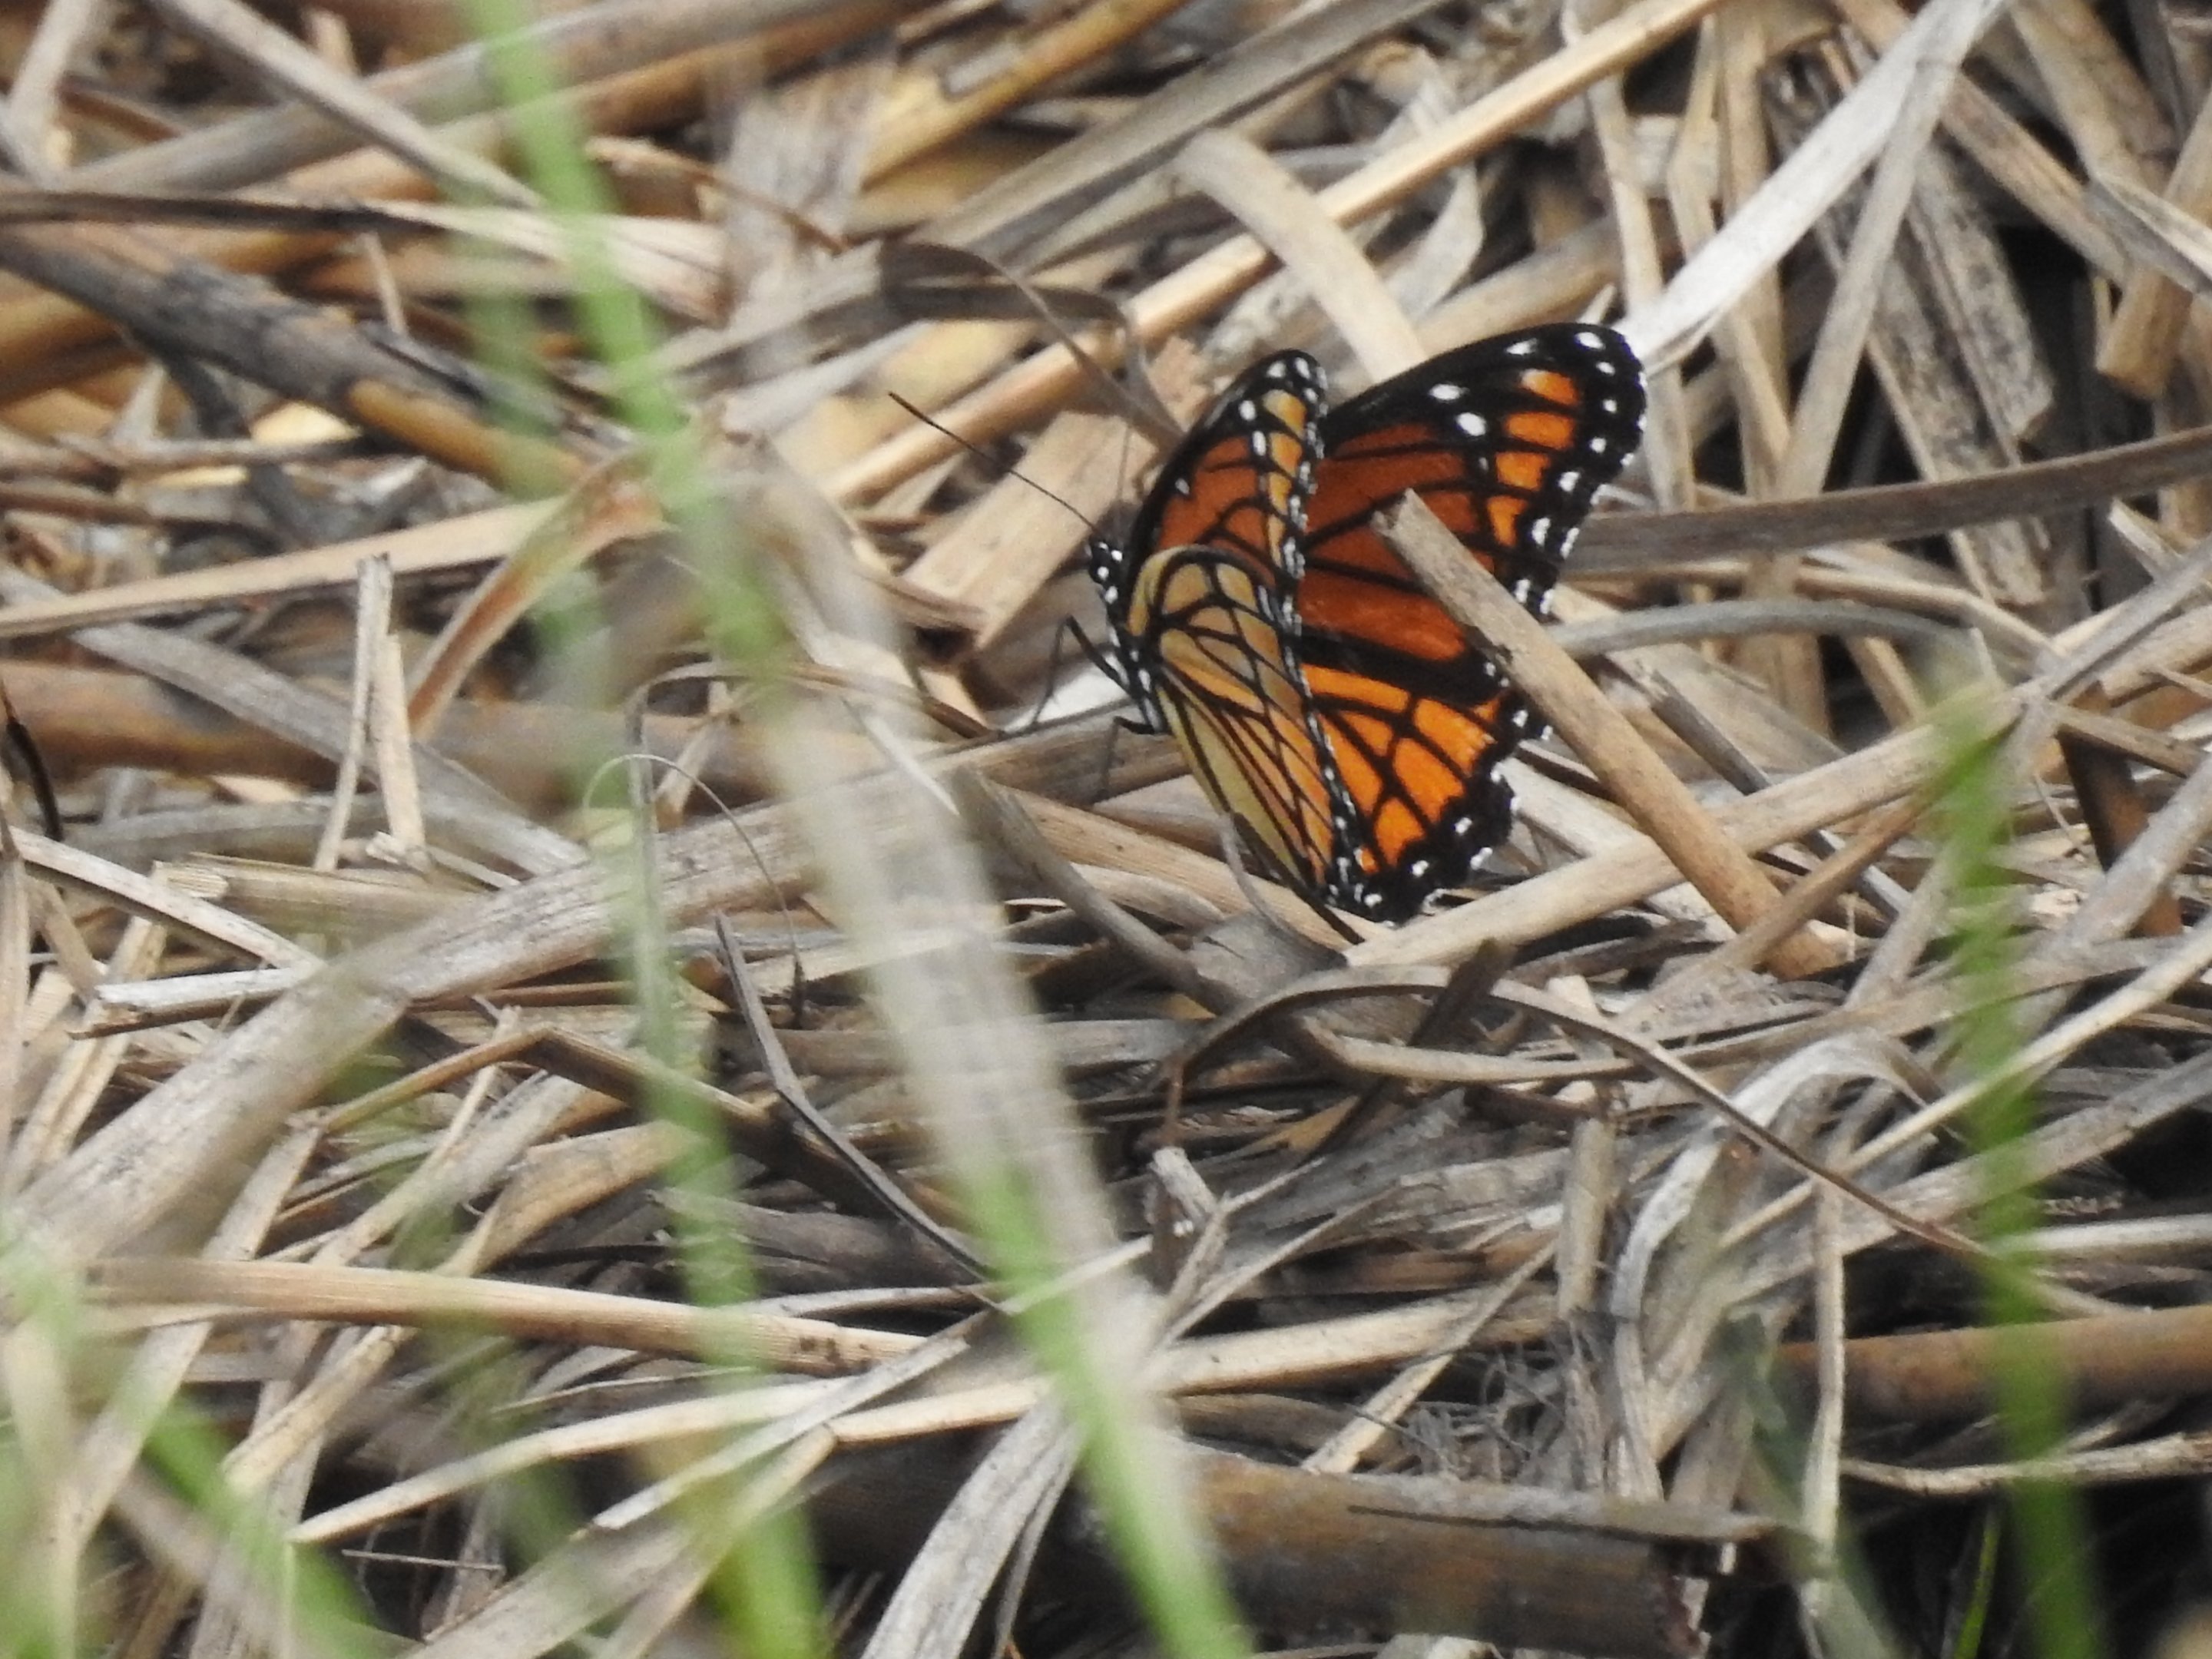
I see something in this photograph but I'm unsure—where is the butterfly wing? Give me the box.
[1086,352,1327,729]
[1124,544,1354,903]
[1300,325,1646,921]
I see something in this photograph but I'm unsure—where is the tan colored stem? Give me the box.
[1377,495,1838,978]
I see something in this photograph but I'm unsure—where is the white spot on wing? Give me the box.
[1456,412,1489,438]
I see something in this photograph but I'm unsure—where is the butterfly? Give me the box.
[1084,353,1359,905]
[1086,325,1646,923]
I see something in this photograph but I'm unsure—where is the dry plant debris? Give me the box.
[7,0,2212,1654]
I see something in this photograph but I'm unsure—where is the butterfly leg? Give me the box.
[1024,615,1167,734]
[1088,711,1155,808]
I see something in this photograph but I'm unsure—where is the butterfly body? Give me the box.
[1088,325,1646,923]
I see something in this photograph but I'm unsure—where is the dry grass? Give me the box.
[5,1,2212,1656]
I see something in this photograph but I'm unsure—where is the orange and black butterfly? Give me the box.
[1085,353,1359,905]
[1088,325,1645,922]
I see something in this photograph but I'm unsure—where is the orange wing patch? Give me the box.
[1294,325,1646,921]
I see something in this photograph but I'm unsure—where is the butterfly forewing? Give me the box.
[1088,353,1327,729]
[1300,325,1647,920]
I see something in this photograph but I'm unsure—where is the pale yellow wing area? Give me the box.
[1124,545,1348,900]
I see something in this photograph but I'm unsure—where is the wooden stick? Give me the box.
[146,0,541,208]
[0,208,587,490]
[2101,84,2212,396]
[829,0,1729,503]
[862,0,1198,183]
[92,1255,914,1374]
[1575,419,2212,564]
[1191,1448,1737,1655]
[1778,1300,2212,1423]
[0,8,901,405]
[1377,496,1839,979]
[1176,127,1426,379]
[1829,0,2128,278]
[0,658,790,809]
[78,0,889,194]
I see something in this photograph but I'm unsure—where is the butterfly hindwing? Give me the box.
[1299,325,1646,920]
[1123,544,1353,900]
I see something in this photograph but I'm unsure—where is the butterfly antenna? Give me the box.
[886,392,1098,533]
[1089,710,1165,808]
